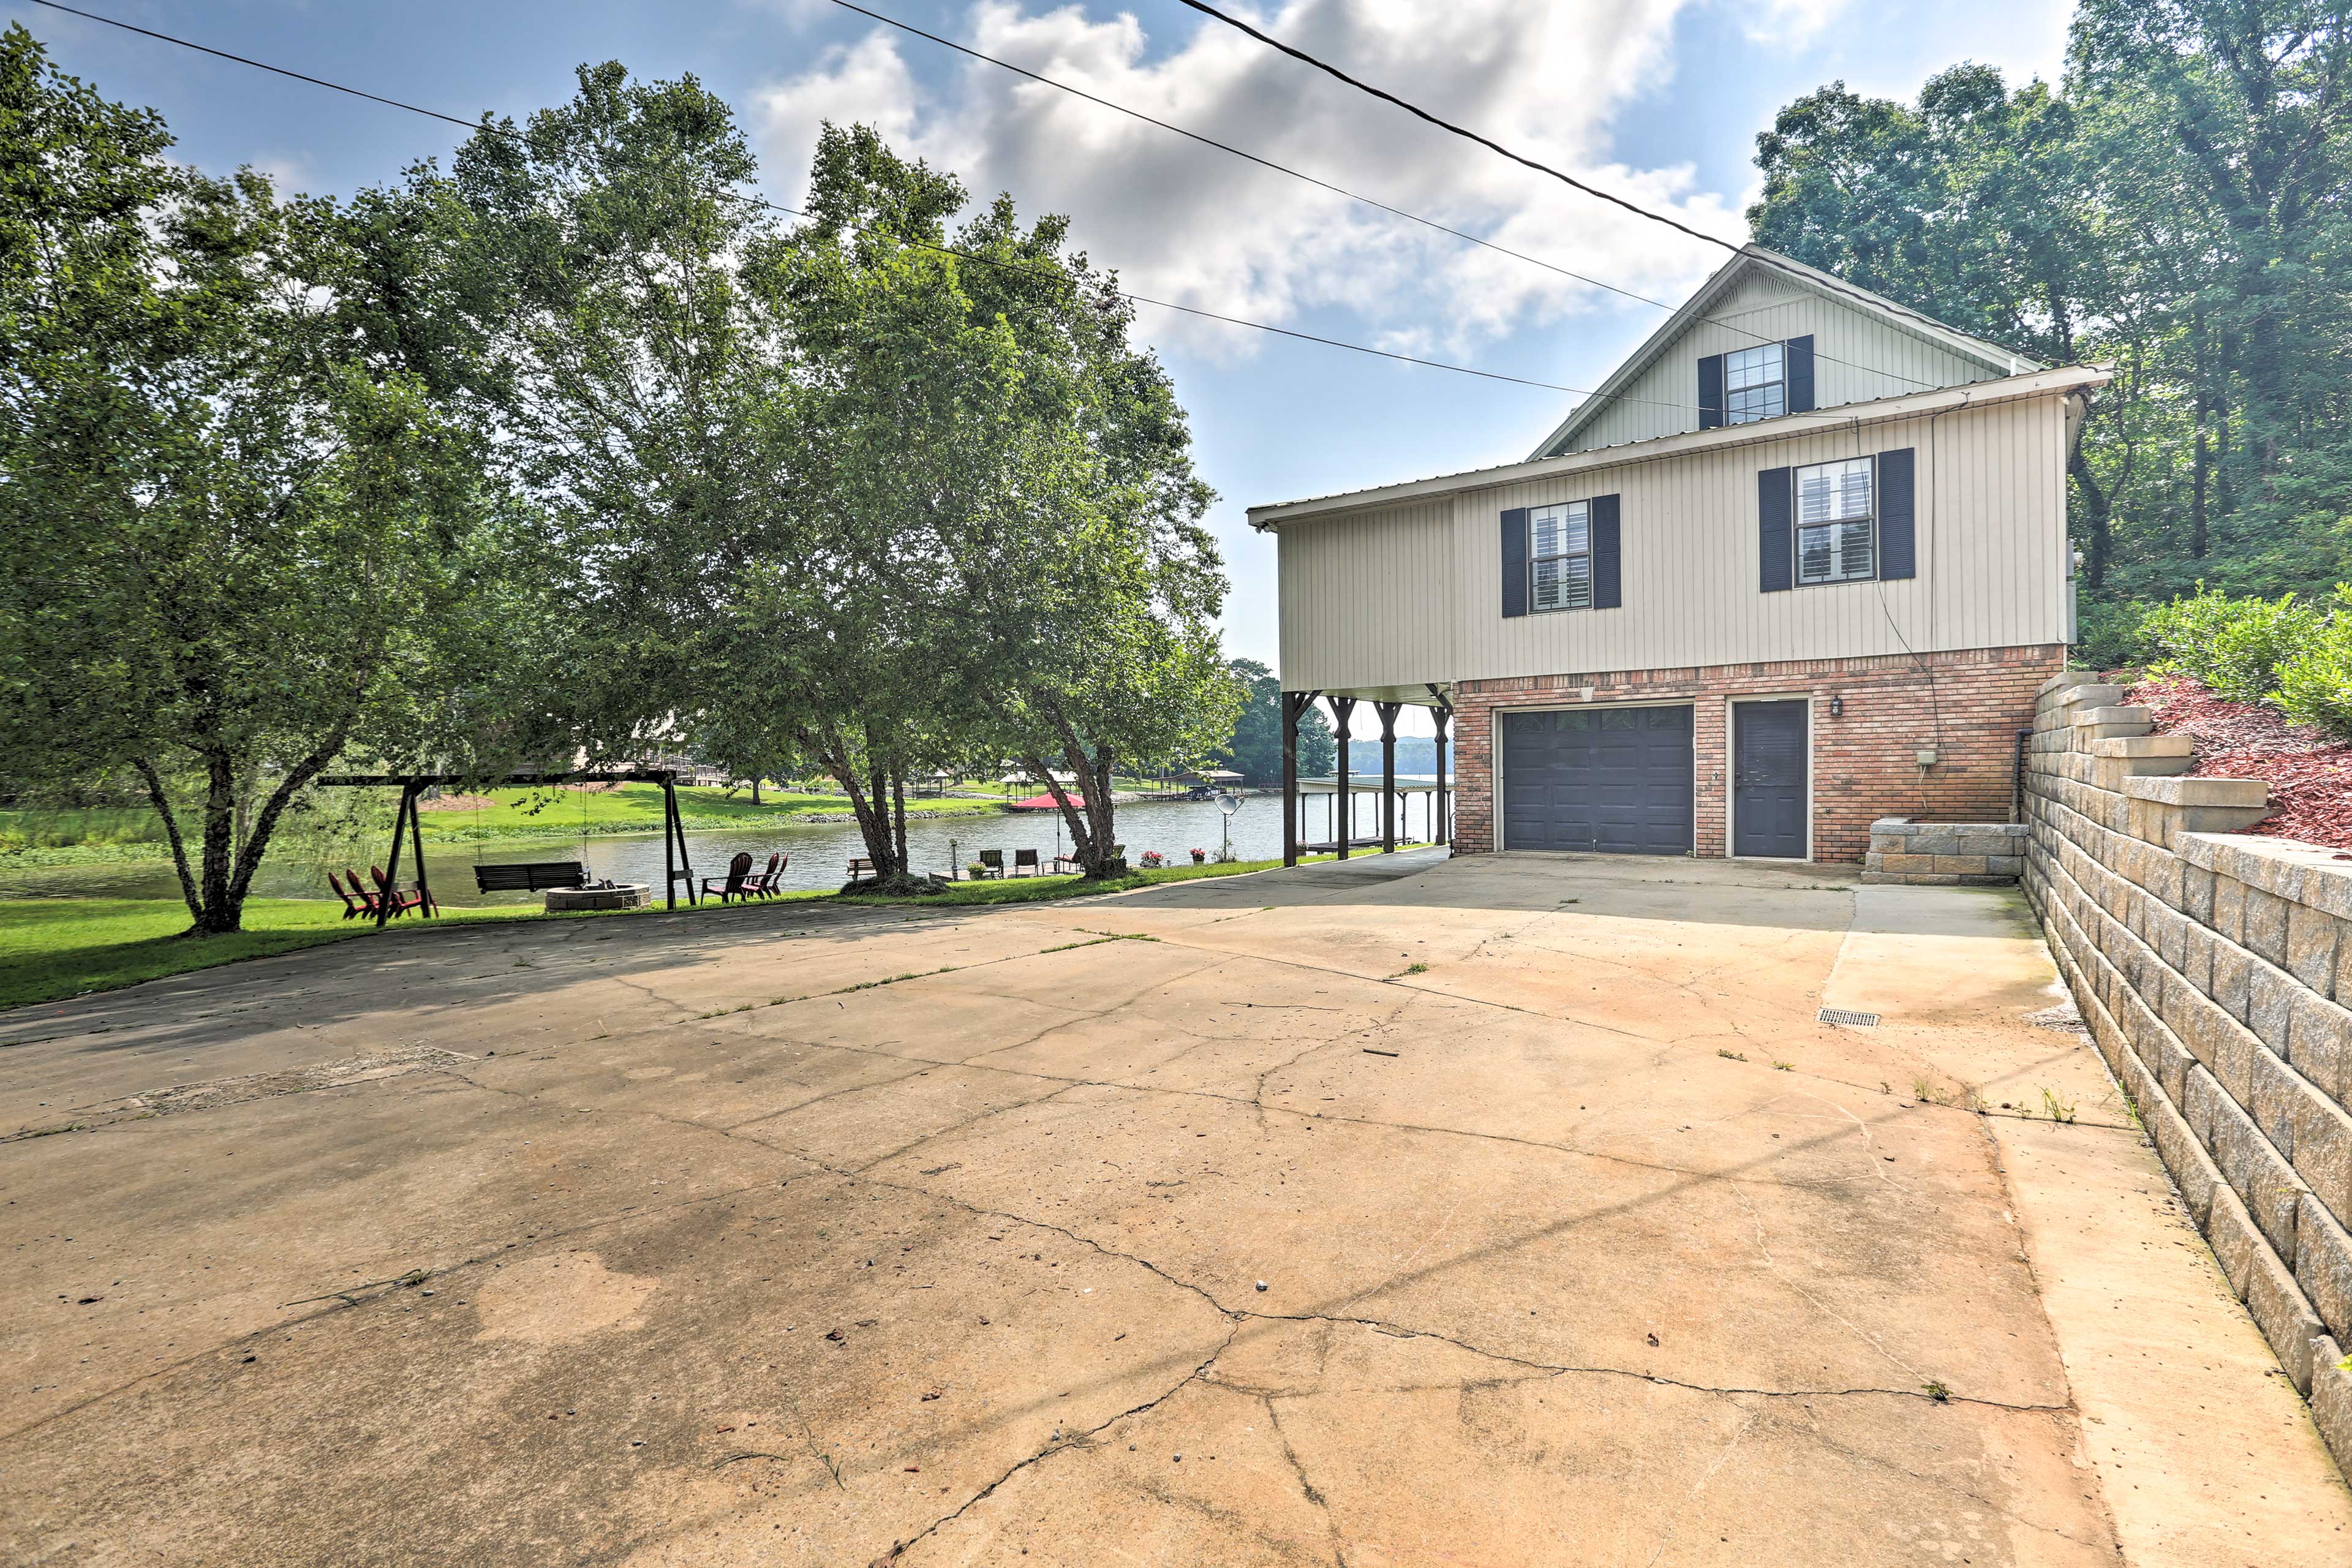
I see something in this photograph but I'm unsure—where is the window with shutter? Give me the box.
[1793,457,1876,584]
[1529,502,1592,611]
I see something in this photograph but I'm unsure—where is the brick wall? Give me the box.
[2022,674,2352,1476]
[1450,643,2064,861]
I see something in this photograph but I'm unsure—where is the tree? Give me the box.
[764,126,1238,880]
[1217,658,1333,783]
[0,29,540,933]
[1748,6,2352,622]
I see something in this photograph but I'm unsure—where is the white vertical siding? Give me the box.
[1278,497,1455,693]
[1562,274,2020,453]
[1273,390,2070,693]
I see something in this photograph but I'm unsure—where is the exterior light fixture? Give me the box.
[1829,696,1844,717]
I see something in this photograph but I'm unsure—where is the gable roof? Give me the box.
[1526,244,2045,461]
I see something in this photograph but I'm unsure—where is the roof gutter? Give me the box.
[1249,364,2109,531]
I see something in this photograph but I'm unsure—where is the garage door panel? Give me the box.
[1501,705,1692,856]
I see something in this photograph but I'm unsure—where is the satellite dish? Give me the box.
[1216,790,1242,817]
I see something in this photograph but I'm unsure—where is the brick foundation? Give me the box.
[1450,644,2065,863]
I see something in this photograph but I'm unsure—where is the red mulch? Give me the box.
[2124,673,2352,850]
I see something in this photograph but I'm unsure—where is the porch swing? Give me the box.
[467,785,592,897]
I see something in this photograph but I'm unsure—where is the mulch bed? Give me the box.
[2124,674,2352,850]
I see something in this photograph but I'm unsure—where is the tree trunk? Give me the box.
[2068,445,2112,594]
[135,758,204,925]
[890,770,909,873]
[195,748,238,933]
[750,776,762,806]
[794,723,898,880]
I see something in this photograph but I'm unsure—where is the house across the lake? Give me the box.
[1254,243,2107,865]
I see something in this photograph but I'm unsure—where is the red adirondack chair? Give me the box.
[369,864,432,918]
[701,850,756,903]
[326,870,377,921]
[745,853,786,899]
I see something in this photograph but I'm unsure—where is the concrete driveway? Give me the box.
[4,853,2347,1566]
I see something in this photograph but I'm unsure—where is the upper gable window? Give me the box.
[1724,344,1785,424]
[1795,456,1875,584]
[1529,501,1592,611]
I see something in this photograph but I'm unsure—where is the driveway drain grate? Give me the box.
[1817,1008,1881,1028]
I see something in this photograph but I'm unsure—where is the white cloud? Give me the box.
[1740,0,1856,47]
[750,0,1745,358]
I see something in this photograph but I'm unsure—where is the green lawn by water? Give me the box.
[0,782,1014,859]
[0,854,1337,1011]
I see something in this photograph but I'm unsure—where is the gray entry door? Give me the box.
[1732,699,1809,858]
[1499,705,1693,855]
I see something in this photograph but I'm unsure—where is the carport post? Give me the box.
[1374,700,1402,853]
[1427,685,1452,848]
[1329,696,1357,859]
[1280,690,1318,869]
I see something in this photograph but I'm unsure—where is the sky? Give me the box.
[7,0,2075,736]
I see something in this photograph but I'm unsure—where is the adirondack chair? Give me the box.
[745,853,785,899]
[368,864,432,918]
[975,849,1006,880]
[1012,848,1041,877]
[326,870,376,921]
[700,850,756,903]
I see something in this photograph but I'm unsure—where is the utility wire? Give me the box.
[818,0,1673,314]
[807,0,1955,454]
[1172,0,2003,349]
[26,0,1679,404]
[824,0,1942,403]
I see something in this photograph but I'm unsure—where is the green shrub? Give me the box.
[2071,597,2152,670]
[2139,587,2323,701]
[2273,586,2352,741]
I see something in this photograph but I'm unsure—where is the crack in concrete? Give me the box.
[1264,1394,1351,1567]
[893,1321,1242,1559]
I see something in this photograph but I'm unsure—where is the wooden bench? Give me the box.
[846,857,876,879]
[472,861,590,894]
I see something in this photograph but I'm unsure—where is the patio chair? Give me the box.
[976,849,1005,880]
[326,870,376,921]
[747,852,786,899]
[1012,848,1041,877]
[368,864,432,919]
[700,850,756,903]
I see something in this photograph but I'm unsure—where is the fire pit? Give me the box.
[543,882,649,912]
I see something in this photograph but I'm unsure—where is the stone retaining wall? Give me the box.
[2022,673,2352,1472]
[1863,819,2026,885]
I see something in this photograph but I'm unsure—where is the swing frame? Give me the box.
[316,771,700,925]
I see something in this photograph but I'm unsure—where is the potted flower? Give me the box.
[1189,847,1206,864]
[1139,850,1166,869]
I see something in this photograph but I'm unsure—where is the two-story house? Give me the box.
[1252,243,2105,865]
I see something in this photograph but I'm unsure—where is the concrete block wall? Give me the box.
[2021,673,2352,1470]
[1863,819,2025,885]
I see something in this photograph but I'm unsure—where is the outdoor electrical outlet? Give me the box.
[1915,748,1939,767]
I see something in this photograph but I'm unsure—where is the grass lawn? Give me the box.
[415,782,1006,839]
[0,854,1358,1011]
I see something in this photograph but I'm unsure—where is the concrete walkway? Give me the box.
[4,853,2346,1565]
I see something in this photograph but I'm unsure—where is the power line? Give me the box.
[821,0,1942,405]
[1171,0,1996,349]
[818,0,1674,314]
[26,0,1677,404]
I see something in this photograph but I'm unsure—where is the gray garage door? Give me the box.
[1499,705,1694,856]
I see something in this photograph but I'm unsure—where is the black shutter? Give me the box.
[1501,508,1529,617]
[1786,335,1815,413]
[1591,494,1621,609]
[1698,354,1725,429]
[1877,448,1917,579]
[1758,468,1793,593]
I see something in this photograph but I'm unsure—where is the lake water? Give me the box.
[2,788,1450,905]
